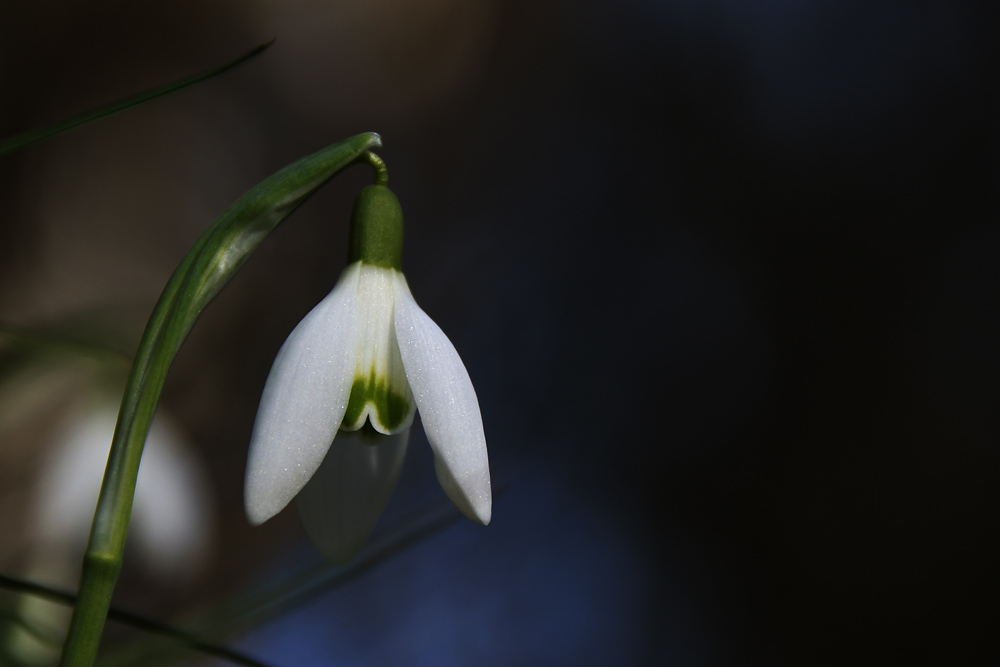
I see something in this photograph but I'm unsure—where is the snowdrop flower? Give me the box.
[245,184,491,564]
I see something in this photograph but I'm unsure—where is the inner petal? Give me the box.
[340,263,415,434]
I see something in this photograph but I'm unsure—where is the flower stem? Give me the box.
[60,554,121,666]
[358,151,388,186]
[57,132,383,667]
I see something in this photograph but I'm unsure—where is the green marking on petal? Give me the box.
[342,366,412,433]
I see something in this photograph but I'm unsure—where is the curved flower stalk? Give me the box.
[58,133,383,667]
[245,184,491,565]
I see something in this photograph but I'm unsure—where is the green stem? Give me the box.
[60,258,194,667]
[57,132,383,667]
[61,555,120,667]
[357,150,388,186]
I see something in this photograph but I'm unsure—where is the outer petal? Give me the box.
[393,274,492,525]
[245,263,361,525]
[296,428,409,565]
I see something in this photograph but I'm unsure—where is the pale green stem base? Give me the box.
[60,553,121,666]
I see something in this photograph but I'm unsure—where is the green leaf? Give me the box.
[0,321,131,370]
[0,575,271,667]
[59,132,383,667]
[0,40,274,156]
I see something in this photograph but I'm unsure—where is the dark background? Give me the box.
[1,1,998,665]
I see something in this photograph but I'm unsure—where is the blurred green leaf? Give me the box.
[0,39,273,156]
[0,321,131,370]
[0,599,65,653]
[0,574,271,667]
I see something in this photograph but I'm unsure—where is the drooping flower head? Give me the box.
[245,182,491,564]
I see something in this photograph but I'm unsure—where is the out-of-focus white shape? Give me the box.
[34,400,212,577]
[7,399,213,664]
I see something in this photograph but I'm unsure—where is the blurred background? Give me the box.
[1,0,998,665]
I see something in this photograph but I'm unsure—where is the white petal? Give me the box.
[245,263,361,525]
[393,275,492,525]
[296,428,409,565]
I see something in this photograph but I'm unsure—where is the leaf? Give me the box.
[0,40,274,156]
[0,575,271,667]
[0,321,131,369]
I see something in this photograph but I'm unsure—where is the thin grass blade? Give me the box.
[0,40,274,156]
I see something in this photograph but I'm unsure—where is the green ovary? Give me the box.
[341,366,411,433]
